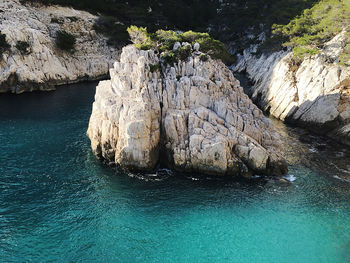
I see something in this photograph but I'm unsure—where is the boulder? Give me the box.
[193,42,200,51]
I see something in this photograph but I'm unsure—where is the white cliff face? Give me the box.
[87,45,288,177]
[0,0,118,93]
[235,31,350,145]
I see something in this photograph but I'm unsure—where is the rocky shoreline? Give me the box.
[234,31,350,145]
[2,0,349,177]
[0,0,118,93]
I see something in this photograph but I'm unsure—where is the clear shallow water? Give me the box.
[1,82,350,263]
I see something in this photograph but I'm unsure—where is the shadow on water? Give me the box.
[0,81,97,120]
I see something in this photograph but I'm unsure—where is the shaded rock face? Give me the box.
[87,45,288,177]
[0,0,118,93]
[235,31,350,145]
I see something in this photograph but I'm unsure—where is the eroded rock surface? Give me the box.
[0,0,118,93]
[235,31,350,145]
[87,45,288,177]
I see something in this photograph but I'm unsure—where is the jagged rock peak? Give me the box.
[87,44,288,177]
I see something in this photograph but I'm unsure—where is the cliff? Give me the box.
[87,44,288,177]
[235,31,350,145]
[0,0,118,93]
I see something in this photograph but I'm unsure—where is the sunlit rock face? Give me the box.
[0,0,118,93]
[235,31,350,145]
[87,44,288,177]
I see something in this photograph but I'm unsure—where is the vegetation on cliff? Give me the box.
[127,26,235,65]
[18,0,349,62]
[270,0,350,60]
[16,41,31,55]
[0,32,10,58]
[20,0,319,52]
[340,43,350,65]
[55,30,76,52]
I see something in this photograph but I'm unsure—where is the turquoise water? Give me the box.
[1,82,350,263]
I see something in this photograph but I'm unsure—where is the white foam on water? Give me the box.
[283,174,297,182]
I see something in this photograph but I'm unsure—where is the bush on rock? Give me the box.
[16,41,31,55]
[126,26,235,65]
[0,32,10,58]
[127,25,153,50]
[55,30,76,52]
[271,0,350,59]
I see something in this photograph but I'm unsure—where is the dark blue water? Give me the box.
[1,82,350,263]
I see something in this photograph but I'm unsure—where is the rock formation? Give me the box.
[0,0,118,93]
[235,31,350,145]
[87,44,288,177]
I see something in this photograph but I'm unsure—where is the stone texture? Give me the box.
[235,31,350,145]
[0,0,118,93]
[87,45,288,177]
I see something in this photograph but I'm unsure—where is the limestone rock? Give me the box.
[87,45,288,176]
[235,31,350,145]
[0,0,118,93]
[193,42,200,52]
[173,42,181,51]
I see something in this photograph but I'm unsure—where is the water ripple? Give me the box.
[0,82,350,262]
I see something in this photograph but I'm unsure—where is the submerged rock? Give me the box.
[235,31,350,145]
[87,44,288,177]
[0,0,118,93]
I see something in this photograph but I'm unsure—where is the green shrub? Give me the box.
[127,25,153,49]
[180,31,210,43]
[134,42,154,50]
[292,46,319,58]
[199,53,209,62]
[177,44,192,61]
[0,32,10,58]
[16,41,31,55]
[50,17,63,24]
[339,43,350,66]
[196,37,235,65]
[127,26,234,65]
[55,30,76,51]
[271,0,350,59]
[154,30,181,51]
[161,51,177,65]
[149,63,161,73]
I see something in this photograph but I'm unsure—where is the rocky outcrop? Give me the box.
[0,0,118,93]
[235,31,350,145]
[87,44,288,177]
